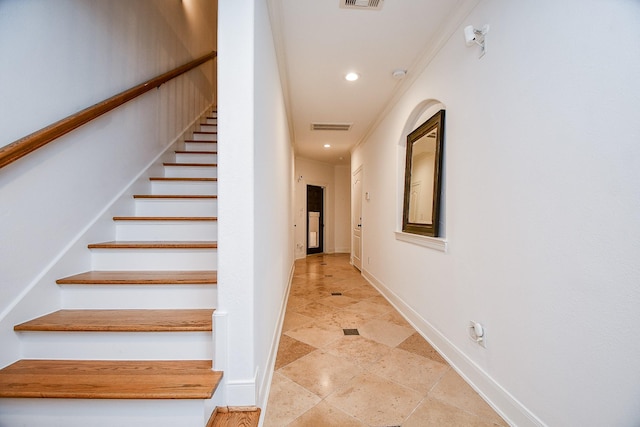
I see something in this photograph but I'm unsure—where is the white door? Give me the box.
[352,168,363,270]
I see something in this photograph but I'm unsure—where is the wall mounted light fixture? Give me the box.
[464,24,490,58]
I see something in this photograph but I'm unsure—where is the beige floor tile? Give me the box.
[317,294,359,309]
[397,332,448,364]
[325,372,423,426]
[365,294,393,307]
[291,301,340,319]
[284,321,344,348]
[358,318,415,347]
[368,347,450,394]
[287,401,366,427]
[324,335,392,365]
[344,300,392,318]
[266,254,506,427]
[286,295,313,310]
[430,370,508,426]
[317,310,369,329]
[404,397,503,427]
[342,285,381,299]
[263,373,321,427]
[279,350,363,398]
[377,309,412,327]
[274,335,316,370]
[282,312,314,332]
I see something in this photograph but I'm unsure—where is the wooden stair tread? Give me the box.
[56,270,217,285]
[175,150,218,154]
[208,407,261,427]
[133,195,217,199]
[14,309,214,332]
[112,216,217,221]
[183,140,217,144]
[0,359,222,399]
[163,162,217,167]
[88,241,218,249]
[149,177,217,181]
[193,131,217,134]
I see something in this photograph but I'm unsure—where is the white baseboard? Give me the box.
[226,376,257,404]
[361,268,545,427]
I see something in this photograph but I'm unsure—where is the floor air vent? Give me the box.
[311,123,352,131]
[340,0,384,10]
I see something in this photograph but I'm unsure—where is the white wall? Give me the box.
[253,0,295,408]
[0,0,216,368]
[217,0,294,406]
[294,157,351,259]
[352,0,640,426]
[334,164,351,253]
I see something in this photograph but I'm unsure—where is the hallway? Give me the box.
[264,254,507,426]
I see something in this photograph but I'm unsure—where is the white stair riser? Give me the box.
[19,332,212,360]
[0,398,211,427]
[192,133,217,141]
[91,249,217,270]
[61,285,217,310]
[151,180,217,195]
[184,141,217,151]
[205,118,217,124]
[115,221,217,241]
[199,124,217,132]
[135,199,217,216]
[175,152,217,163]
[164,165,217,178]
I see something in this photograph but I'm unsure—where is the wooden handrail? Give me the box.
[0,51,217,169]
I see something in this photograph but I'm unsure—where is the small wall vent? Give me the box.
[340,0,384,11]
[311,123,352,131]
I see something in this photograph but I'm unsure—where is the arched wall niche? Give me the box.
[396,99,447,237]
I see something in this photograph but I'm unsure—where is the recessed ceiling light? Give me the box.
[345,72,359,81]
[323,144,331,148]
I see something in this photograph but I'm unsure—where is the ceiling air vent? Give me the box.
[311,123,352,131]
[340,0,384,11]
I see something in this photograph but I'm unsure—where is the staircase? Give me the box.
[0,110,223,427]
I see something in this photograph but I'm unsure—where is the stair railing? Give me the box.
[0,51,217,169]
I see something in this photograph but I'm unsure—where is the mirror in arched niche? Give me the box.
[400,100,445,237]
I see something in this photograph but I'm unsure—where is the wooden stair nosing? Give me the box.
[112,216,218,221]
[88,241,218,249]
[149,177,217,181]
[133,194,217,199]
[14,309,214,332]
[0,359,222,399]
[175,150,218,155]
[56,270,218,285]
[163,162,218,167]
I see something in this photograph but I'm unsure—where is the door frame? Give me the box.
[352,166,363,270]
[306,184,325,255]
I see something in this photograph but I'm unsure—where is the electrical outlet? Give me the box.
[468,321,486,348]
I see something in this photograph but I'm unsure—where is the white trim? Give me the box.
[361,268,546,427]
[395,231,447,252]
[226,376,257,404]
[258,260,296,425]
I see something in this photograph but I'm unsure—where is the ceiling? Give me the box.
[268,0,479,165]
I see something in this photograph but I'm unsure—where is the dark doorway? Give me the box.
[306,185,324,255]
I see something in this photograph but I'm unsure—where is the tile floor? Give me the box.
[263,253,508,427]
